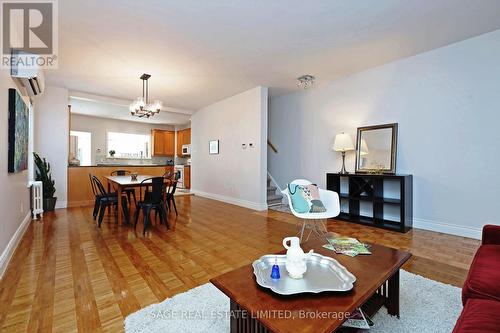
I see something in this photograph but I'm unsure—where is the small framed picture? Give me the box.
[209,140,219,155]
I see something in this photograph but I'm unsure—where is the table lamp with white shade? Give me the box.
[333,133,354,174]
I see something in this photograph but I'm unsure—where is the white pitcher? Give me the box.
[283,237,313,279]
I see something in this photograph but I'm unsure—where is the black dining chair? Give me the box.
[165,171,180,216]
[110,170,137,206]
[92,175,130,227]
[134,177,168,235]
[89,173,117,220]
[163,170,174,180]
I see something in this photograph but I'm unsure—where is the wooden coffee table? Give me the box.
[210,237,411,333]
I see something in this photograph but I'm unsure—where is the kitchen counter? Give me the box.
[67,164,174,207]
[68,164,173,168]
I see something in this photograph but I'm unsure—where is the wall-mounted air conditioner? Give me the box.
[10,50,45,97]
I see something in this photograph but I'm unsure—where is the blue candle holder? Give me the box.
[270,259,280,280]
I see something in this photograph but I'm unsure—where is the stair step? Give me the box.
[267,186,277,193]
[267,194,283,201]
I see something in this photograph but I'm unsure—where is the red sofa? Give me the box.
[452,225,500,333]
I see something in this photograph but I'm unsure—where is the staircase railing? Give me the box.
[267,139,278,153]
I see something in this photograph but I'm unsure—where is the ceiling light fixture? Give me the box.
[130,73,162,118]
[296,74,315,89]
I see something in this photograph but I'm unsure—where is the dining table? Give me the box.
[105,175,172,226]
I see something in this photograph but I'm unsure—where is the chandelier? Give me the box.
[129,74,163,118]
[296,74,315,89]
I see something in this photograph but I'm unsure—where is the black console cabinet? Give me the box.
[326,173,413,232]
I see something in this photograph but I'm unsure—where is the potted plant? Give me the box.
[33,152,57,211]
[109,150,116,158]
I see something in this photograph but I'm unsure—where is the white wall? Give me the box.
[0,72,32,276]
[34,86,69,209]
[191,86,268,210]
[269,29,500,239]
[70,114,175,165]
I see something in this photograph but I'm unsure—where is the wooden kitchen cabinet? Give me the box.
[152,130,164,156]
[176,130,183,157]
[164,131,175,156]
[152,129,175,156]
[184,165,191,189]
[176,128,191,156]
[185,128,191,144]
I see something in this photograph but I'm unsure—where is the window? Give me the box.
[70,131,92,166]
[107,132,151,159]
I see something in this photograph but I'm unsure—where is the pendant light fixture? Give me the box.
[296,74,315,89]
[130,73,162,118]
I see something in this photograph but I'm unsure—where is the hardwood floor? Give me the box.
[0,195,480,332]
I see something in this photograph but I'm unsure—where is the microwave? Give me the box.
[182,144,191,155]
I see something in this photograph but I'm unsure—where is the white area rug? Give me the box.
[125,270,462,333]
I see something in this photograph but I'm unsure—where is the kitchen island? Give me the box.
[67,164,174,207]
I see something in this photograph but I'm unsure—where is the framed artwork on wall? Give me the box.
[8,88,29,173]
[209,140,219,155]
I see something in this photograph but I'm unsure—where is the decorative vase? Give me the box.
[283,236,313,279]
[43,197,57,211]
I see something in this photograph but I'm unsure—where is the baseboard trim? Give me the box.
[0,213,31,279]
[55,200,67,209]
[191,189,268,211]
[67,200,94,208]
[413,218,482,240]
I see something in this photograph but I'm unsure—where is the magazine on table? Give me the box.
[323,237,371,256]
[341,308,371,329]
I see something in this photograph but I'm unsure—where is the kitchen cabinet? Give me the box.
[184,165,191,189]
[176,130,183,157]
[164,131,175,156]
[176,128,191,156]
[152,129,175,156]
[184,128,191,144]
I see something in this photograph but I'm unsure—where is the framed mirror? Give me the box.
[355,123,398,174]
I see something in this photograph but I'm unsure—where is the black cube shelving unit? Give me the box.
[326,173,413,233]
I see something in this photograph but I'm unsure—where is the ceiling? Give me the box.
[49,0,500,111]
[70,96,192,125]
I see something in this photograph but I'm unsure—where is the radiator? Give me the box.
[30,181,43,219]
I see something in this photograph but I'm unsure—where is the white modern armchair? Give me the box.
[281,179,340,242]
